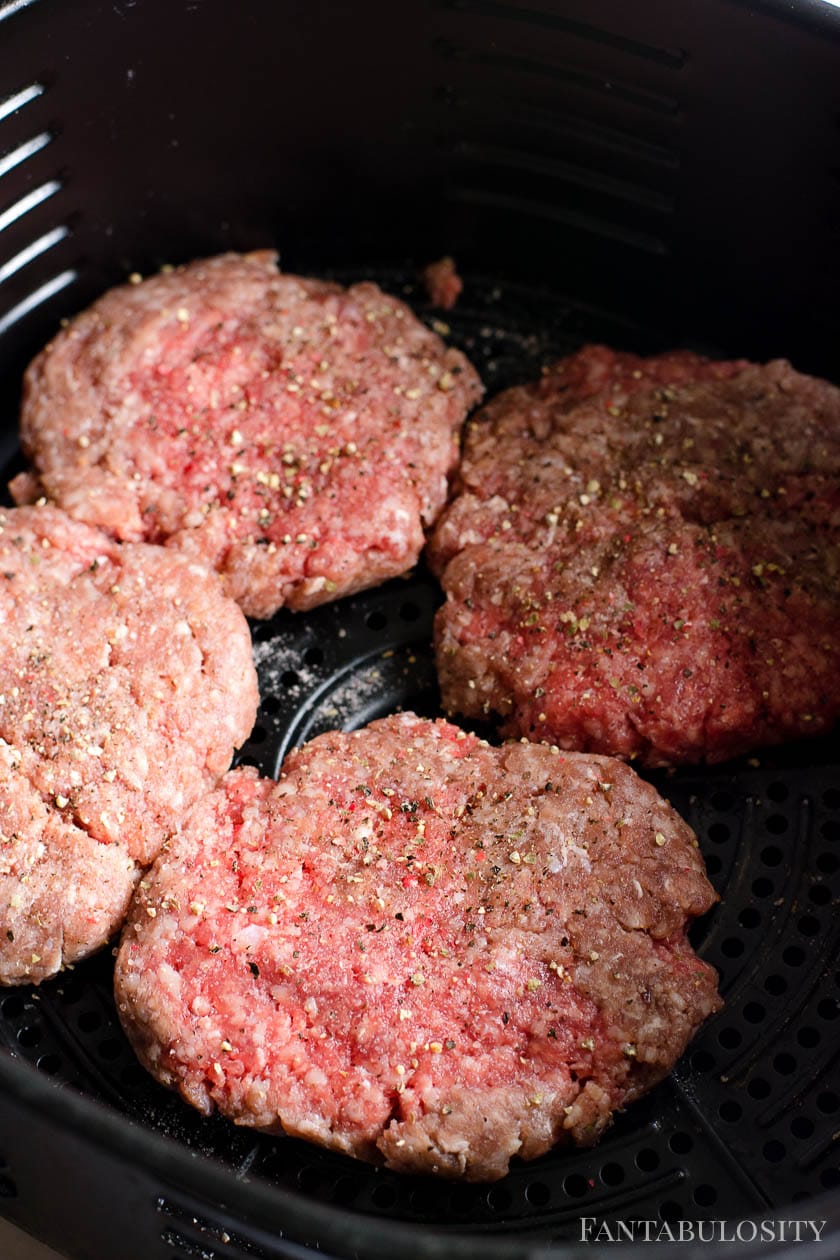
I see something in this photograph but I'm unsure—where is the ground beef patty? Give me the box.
[13,251,483,620]
[115,713,720,1181]
[430,347,840,766]
[0,505,258,985]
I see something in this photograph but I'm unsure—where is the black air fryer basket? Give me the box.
[0,2,839,1258]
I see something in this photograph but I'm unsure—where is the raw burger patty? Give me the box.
[14,251,483,619]
[430,346,840,766]
[0,505,258,985]
[115,713,720,1181]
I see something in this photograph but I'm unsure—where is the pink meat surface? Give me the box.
[429,348,840,766]
[0,505,258,984]
[422,257,463,311]
[115,713,720,1181]
[14,252,483,619]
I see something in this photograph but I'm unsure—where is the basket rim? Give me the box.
[2,1048,839,1260]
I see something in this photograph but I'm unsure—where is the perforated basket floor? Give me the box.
[0,273,838,1260]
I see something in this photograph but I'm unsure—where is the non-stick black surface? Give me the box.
[0,273,838,1257]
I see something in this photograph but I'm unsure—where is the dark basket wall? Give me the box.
[0,0,836,391]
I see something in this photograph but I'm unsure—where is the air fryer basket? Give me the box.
[0,2,839,1258]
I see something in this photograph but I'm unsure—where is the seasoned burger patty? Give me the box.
[430,348,840,765]
[115,713,720,1181]
[14,251,483,619]
[0,505,258,985]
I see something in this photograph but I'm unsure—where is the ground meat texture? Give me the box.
[0,505,258,985]
[430,350,840,766]
[14,252,483,620]
[115,713,720,1181]
[422,257,463,311]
